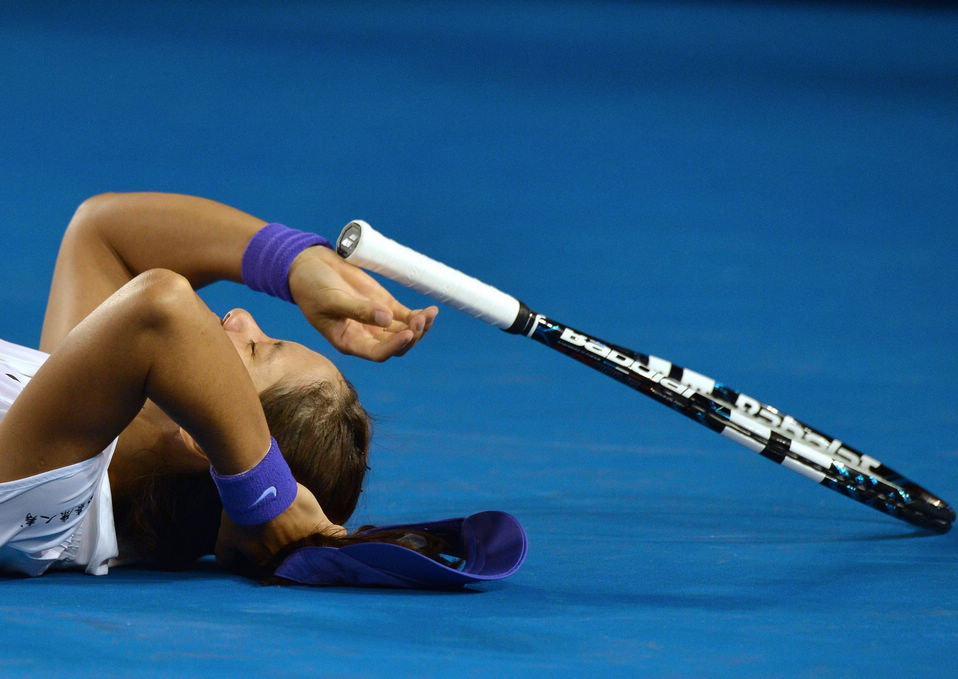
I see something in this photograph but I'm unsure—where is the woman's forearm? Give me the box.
[40,191,437,363]
[41,192,271,351]
[72,192,268,287]
[4,270,270,481]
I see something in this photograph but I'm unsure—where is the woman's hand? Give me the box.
[288,245,438,362]
[214,482,346,578]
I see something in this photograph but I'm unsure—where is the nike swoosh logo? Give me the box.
[250,486,277,508]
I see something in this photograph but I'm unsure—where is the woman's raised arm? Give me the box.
[39,192,436,359]
[40,193,262,351]
[3,270,343,571]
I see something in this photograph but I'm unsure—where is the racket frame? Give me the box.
[337,220,954,533]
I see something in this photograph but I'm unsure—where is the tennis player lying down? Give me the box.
[0,192,440,578]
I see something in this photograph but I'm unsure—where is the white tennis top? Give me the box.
[0,338,118,576]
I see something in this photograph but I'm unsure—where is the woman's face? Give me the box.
[220,308,342,393]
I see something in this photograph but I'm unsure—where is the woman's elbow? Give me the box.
[125,269,199,330]
[63,193,123,241]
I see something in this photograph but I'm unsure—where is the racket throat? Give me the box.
[503,301,540,336]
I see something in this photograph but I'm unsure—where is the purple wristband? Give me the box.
[241,222,332,302]
[210,437,298,526]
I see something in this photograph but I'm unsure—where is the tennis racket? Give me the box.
[337,220,955,533]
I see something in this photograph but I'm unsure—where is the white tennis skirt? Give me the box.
[0,338,118,576]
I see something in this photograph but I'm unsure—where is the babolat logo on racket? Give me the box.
[557,328,697,399]
[338,222,952,531]
[731,393,881,471]
[557,326,882,474]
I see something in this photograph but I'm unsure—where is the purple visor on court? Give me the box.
[272,511,527,589]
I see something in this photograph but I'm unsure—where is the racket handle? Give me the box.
[337,220,528,331]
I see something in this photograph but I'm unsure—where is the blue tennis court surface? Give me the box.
[1,2,956,676]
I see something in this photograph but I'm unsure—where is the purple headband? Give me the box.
[272,511,527,589]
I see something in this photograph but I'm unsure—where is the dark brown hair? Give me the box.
[259,378,370,526]
[119,378,371,569]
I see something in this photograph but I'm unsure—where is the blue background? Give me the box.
[1,2,956,676]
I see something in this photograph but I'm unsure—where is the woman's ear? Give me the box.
[178,428,209,462]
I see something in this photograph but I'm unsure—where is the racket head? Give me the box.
[335,223,954,533]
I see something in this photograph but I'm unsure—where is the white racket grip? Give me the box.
[337,220,521,329]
